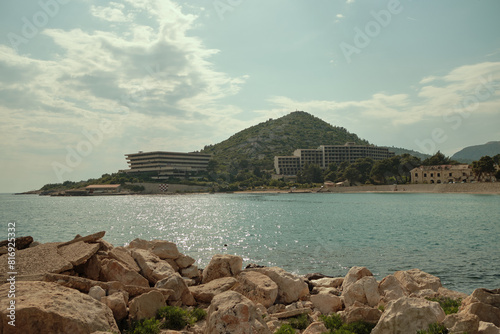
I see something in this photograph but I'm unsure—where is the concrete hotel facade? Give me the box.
[274,143,395,175]
[410,165,472,184]
[121,151,211,178]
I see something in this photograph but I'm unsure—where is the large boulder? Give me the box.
[0,243,73,278]
[150,240,180,260]
[378,274,407,303]
[311,277,344,289]
[130,248,176,284]
[88,285,106,301]
[59,241,100,267]
[155,273,196,306]
[0,281,118,334]
[339,305,382,324]
[341,266,373,292]
[181,265,199,279]
[128,290,166,321]
[205,291,271,334]
[0,235,33,250]
[371,297,446,334]
[478,321,500,334]
[249,267,309,304]
[128,238,180,260]
[303,321,329,334]
[443,312,480,334]
[176,254,196,269]
[460,289,500,327]
[100,258,150,287]
[202,254,243,284]
[462,302,500,328]
[107,246,141,272]
[342,275,380,308]
[310,291,342,314]
[101,292,128,322]
[394,268,442,294]
[189,277,238,303]
[233,271,279,308]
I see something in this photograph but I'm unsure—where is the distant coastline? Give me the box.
[15,181,500,196]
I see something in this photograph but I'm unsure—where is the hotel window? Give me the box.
[437,173,440,177]
[430,173,434,177]
[424,173,427,177]
[449,173,452,177]
[415,173,418,177]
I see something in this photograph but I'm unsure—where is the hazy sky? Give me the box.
[1,0,500,192]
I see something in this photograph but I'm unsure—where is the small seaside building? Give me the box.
[274,142,395,176]
[121,151,212,179]
[410,165,472,184]
[85,184,121,194]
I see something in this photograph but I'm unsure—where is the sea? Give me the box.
[1,192,499,294]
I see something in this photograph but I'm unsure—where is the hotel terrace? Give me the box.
[121,151,211,179]
[274,142,395,175]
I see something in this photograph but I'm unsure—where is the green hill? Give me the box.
[381,146,430,161]
[201,111,370,170]
[451,141,500,163]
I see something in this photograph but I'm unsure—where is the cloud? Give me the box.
[346,0,355,4]
[0,0,248,153]
[254,61,500,150]
[90,2,134,22]
[336,14,344,19]
[419,76,437,84]
[263,62,500,124]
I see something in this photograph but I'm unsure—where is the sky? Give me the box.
[1,0,500,193]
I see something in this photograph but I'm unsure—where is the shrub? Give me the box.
[427,297,461,315]
[289,313,310,330]
[320,314,375,334]
[320,314,343,330]
[156,306,207,330]
[129,318,161,334]
[157,306,189,330]
[341,321,376,334]
[416,322,449,334]
[190,308,207,322]
[274,323,295,334]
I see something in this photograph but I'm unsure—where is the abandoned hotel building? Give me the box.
[274,143,395,175]
[121,151,211,179]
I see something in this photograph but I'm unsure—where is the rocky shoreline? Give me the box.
[1,232,499,334]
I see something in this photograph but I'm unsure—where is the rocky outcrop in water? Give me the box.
[1,231,499,334]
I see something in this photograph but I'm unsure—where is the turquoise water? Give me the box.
[1,192,499,294]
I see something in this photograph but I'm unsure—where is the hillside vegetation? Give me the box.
[201,111,369,171]
[451,141,500,163]
[382,146,430,160]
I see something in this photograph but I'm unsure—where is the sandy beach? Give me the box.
[236,182,500,195]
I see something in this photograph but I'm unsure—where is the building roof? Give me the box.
[85,184,121,189]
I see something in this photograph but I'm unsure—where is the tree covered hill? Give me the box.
[200,111,370,170]
[451,141,500,163]
[381,146,430,161]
